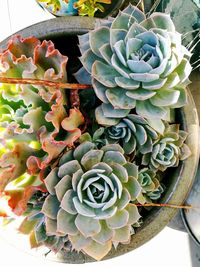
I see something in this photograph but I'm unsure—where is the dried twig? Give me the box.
[0,77,91,90]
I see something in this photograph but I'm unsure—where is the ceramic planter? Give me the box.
[0,16,199,263]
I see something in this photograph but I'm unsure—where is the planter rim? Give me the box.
[0,16,199,263]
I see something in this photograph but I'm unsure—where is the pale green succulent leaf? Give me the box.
[106,209,129,229]
[83,240,112,261]
[102,103,130,118]
[122,4,146,23]
[112,225,131,243]
[79,49,99,74]
[60,189,77,215]
[75,214,101,238]
[117,188,131,210]
[74,141,96,162]
[73,196,96,217]
[90,27,110,58]
[58,160,81,178]
[112,163,128,183]
[92,220,114,245]
[126,89,156,100]
[136,100,169,120]
[95,105,120,126]
[125,177,141,200]
[103,151,126,166]
[126,204,141,225]
[69,233,92,251]
[110,29,127,48]
[55,175,72,202]
[93,79,109,103]
[101,144,124,154]
[92,162,113,175]
[44,167,59,195]
[124,162,138,178]
[81,150,104,170]
[59,150,74,167]
[45,217,57,236]
[57,209,78,235]
[99,43,113,65]
[106,88,136,109]
[92,61,118,87]
[115,76,140,90]
[150,89,180,107]
[42,195,60,220]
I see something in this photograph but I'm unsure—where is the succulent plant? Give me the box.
[75,0,111,17]
[137,168,164,203]
[104,114,159,154]
[142,124,191,171]
[37,0,78,16]
[0,35,85,191]
[41,142,142,260]
[76,4,192,128]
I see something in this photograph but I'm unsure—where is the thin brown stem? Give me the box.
[135,203,196,210]
[0,77,91,90]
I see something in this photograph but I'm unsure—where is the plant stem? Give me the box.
[0,77,91,90]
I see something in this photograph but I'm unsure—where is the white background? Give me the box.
[0,1,197,267]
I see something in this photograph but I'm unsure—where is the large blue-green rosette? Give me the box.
[76,4,192,130]
[41,142,142,260]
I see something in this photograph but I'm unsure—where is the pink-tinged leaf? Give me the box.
[45,90,67,132]
[5,184,46,216]
[33,39,68,82]
[4,35,40,59]
[14,185,47,216]
[0,143,35,191]
[62,108,85,131]
[26,156,42,175]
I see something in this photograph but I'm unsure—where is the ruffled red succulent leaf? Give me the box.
[0,143,35,192]
[5,184,46,216]
[3,35,40,59]
[34,39,68,82]
[61,108,85,131]
[45,90,67,132]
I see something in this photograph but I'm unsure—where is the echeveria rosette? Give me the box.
[142,124,191,172]
[76,4,192,129]
[41,142,142,260]
[137,168,164,203]
[104,114,159,154]
[17,190,71,253]
[0,35,84,191]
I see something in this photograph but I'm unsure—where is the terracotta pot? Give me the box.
[0,17,199,263]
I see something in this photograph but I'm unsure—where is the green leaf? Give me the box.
[57,209,78,235]
[83,240,112,261]
[81,150,104,170]
[41,195,60,220]
[75,214,101,238]
[90,27,110,57]
[125,177,141,200]
[106,209,129,229]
